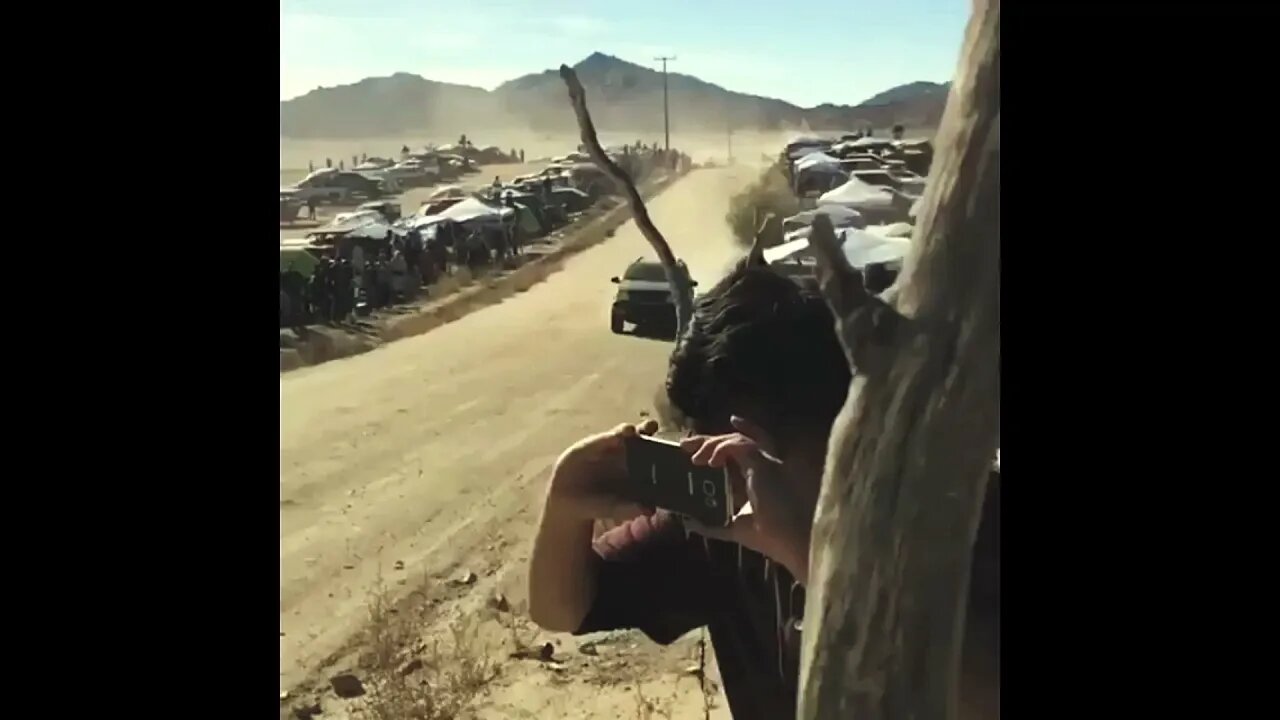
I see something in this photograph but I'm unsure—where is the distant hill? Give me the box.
[280,53,948,138]
[279,73,502,139]
[858,81,950,108]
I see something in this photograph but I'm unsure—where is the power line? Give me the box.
[654,56,676,152]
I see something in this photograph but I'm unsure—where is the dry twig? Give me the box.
[559,65,695,337]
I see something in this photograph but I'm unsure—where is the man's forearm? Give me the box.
[527,502,599,633]
[776,525,812,586]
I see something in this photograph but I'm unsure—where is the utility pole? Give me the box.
[727,118,734,164]
[654,55,676,152]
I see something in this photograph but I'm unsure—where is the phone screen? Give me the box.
[623,435,734,527]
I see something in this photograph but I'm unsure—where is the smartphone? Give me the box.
[623,434,735,527]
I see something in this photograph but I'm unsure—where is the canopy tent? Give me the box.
[399,213,446,232]
[428,185,469,201]
[280,246,320,276]
[511,203,541,234]
[346,219,403,239]
[440,197,514,226]
[793,149,844,170]
[763,228,911,269]
[847,136,896,149]
[839,158,885,172]
[787,143,832,161]
[865,222,915,239]
[550,186,593,213]
[783,206,866,232]
[328,209,384,228]
[818,176,897,212]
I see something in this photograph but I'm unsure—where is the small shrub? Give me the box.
[725,163,799,249]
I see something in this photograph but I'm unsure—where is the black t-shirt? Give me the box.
[575,511,803,720]
[575,471,1001,720]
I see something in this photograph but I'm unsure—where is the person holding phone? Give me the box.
[528,256,1000,719]
[528,258,851,720]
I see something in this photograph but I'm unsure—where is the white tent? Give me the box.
[783,206,866,231]
[440,197,514,225]
[763,228,911,268]
[818,177,897,212]
[865,222,914,239]
[428,185,469,201]
[347,221,404,239]
[398,214,447,232]
[848,136,895,149]
[327,209,384,229]
[794,152,843,172]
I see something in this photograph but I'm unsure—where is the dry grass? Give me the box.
[354,582,501,720]
[724,163,798,249]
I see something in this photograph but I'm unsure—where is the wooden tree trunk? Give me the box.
[798,0,1001,718]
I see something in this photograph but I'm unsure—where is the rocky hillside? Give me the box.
[280,53,948,138]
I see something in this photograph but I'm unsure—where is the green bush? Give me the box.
[725,163,800,249]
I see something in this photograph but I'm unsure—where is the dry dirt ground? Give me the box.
[281,165,761,719]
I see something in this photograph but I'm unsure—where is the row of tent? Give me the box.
[767,133,934,274]
[784,134,929,222]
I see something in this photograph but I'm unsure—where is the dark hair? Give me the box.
[666,259,851,438]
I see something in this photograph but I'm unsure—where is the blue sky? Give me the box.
[281,0,969,107]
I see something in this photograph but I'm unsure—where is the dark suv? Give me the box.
[609,259,696,335]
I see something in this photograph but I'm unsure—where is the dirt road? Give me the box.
[280,166,758,715]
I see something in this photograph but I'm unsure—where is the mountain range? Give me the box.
[280,52,949,139]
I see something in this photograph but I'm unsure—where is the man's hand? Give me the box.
[547,419,659,523]
[680,416,817,585]
[529,418,658,633]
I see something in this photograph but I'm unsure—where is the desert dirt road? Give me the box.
[281,165,759,715]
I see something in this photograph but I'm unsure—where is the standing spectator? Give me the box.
[306,197,318,220]
[405,228,423,281]
[325,157,332,168]
[280,280,290,328]
[519,148,525,163]
[282,264,308,325]
[334,259,354,321]
[376,252,394,306]
[390,248,409,301]
[351,242,366,278]
[309,258,331,323]
[362,259,378,308]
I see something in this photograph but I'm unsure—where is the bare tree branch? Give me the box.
[807,216,907,375]
[799,0,1001,717]
[746,211,775,266]
[559,65,695,337]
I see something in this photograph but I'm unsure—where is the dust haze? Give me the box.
[281,128,793,174]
